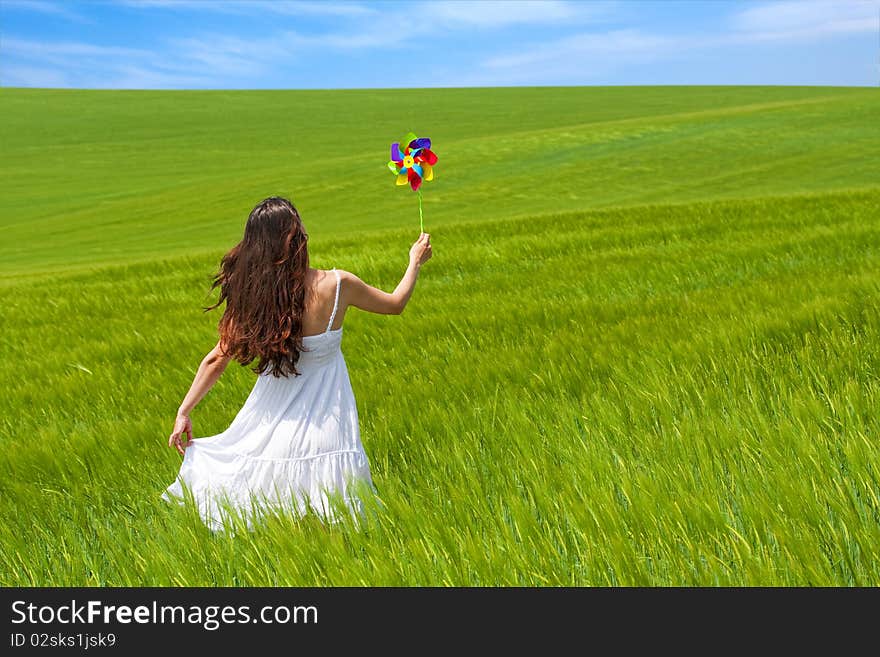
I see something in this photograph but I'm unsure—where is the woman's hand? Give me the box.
[409,232,433,267]
[168,413,193,456]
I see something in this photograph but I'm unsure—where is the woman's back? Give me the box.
[301,267,347,337]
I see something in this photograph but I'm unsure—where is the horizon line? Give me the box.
[1,83,877,92]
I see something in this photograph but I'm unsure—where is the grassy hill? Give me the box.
[1,85,876,276]
[0,86,878,585]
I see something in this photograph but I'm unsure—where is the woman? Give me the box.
[161,196,432,532]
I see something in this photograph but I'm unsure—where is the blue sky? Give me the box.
[1,0,878,89]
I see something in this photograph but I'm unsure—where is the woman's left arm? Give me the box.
[168,338,232,455]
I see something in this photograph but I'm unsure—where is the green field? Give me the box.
[1,86,879,585]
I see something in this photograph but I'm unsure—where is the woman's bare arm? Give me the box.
[168,338,232,454]
[177,339,232,415]
[342,232,432,315]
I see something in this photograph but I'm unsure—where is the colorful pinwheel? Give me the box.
[387,132,438,231]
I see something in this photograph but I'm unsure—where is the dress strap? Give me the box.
[326,268,341,333]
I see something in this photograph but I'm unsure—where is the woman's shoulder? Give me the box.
[332,268,361,286]
[310,268,362,295]
[313,266,352,275]
[311,267,346,281]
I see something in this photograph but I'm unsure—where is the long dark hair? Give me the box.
[205,196,309,378]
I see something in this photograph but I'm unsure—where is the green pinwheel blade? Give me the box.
[402,131,418,149]
[387,160,400,174]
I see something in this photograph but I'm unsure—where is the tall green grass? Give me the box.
[1,86,878,585]
[2,188,878,585]
[1,86,877,276]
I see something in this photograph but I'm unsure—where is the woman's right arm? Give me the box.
[342,232,432,315]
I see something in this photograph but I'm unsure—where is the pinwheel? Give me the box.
[387,131,438,232]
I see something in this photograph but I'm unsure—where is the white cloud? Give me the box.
[730,0,879,41]
[478,0,880,84]
[120,0,615,51]
[0,64,70,87]
[1,0,625,89]
[3,0,878,88]
[243,1,375,17]
[422,0,612,28]
[2,37,153,59]
[117,1,374,17]
[165,34,291,77]
[118,0,610,24]
[270,1,617,51]
[484,29,674,70]
[2,31,298,89]
[99,64,216,90]
[0,0,91,23]
[0,36,217,88]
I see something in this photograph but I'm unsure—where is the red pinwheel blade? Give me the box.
[417,149,438,165]
[407,167,422,191]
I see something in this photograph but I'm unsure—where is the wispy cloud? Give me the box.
[730,0,879,42]
[1,0,91,23]
[165,0,617,54]
[2,37,153,59]
[1,0,623,89]
[0,36,213,88]
[2,31,292,88]
[484,29,673,70]
[117,1,375,18]
[1,64,70,87]
[165,34,292,78]
[118,0,611,24]
[100,64,216,90]
[231,1,376,17]
[160,26,393,81]
[2,0,877,89]
[340,0,616,46]
[478,0,880,84]
[421,0,615,28]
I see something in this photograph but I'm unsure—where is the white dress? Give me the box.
[161,268,374,532]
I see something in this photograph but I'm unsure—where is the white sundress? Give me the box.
[161,268,375,532]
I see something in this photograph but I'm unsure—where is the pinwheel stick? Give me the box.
[418,189,424,233]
